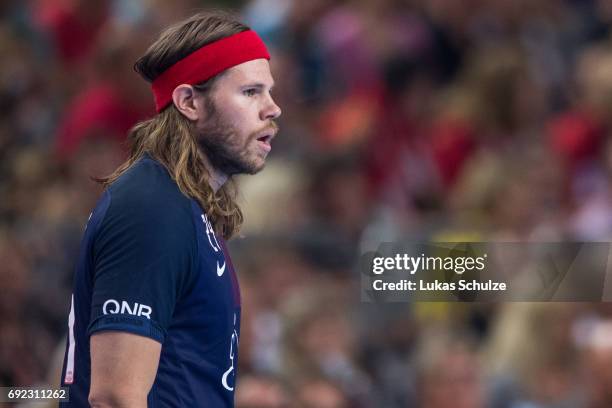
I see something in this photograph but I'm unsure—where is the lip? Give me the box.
[255,128,277,153]
[257,139,272,153]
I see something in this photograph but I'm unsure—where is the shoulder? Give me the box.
[89,157,200,309]
[99,156,196,243]
[109,156,189,210]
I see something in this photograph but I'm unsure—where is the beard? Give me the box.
[196,99,277,176]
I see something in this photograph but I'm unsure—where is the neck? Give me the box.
[201,153,228,193]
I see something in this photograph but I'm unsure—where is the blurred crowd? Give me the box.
[3,0,612,407]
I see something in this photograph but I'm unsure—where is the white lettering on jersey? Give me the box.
[201,214,220,252]
[221,314,239,391]
[202,213,227,278]
[102,299,152,319]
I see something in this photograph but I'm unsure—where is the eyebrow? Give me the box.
[242,82,275,90]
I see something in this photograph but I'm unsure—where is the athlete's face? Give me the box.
[196,59,281,175]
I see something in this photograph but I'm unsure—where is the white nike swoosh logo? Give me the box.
[217,261,226,277]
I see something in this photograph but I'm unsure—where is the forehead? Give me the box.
[220,58,274,86]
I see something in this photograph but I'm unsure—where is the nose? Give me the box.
[261,94,282,121]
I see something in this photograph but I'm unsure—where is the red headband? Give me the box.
[151,30,270,112]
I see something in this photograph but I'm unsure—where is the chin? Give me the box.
[246,154,267,174]
[248,162,266,175]
[235,159,265,175]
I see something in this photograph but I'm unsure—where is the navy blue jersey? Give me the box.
[60,155,241,407]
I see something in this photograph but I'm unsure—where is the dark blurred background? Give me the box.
[2,0,612,407]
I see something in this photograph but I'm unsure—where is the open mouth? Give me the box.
[255,130,276,153]
[256,134,272,144]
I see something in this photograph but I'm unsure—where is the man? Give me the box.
[60,10,281,407]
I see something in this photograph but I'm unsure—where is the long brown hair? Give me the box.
[98,11,249,239]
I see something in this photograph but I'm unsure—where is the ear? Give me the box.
[172,84,201,121]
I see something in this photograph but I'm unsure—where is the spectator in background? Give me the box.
[485,303,582,408]
[235,374,290,408]
[282,287,373,407]
[415,330,486,408]
[54,21,154,162]
[580,319,612,408]
[295,377,349,408]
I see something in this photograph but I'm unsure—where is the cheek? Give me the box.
[220,101,258,137]
[217,94,255,121]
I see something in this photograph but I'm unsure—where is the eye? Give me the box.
[243,88,258,97]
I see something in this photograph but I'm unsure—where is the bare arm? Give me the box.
[89,332,161,408]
